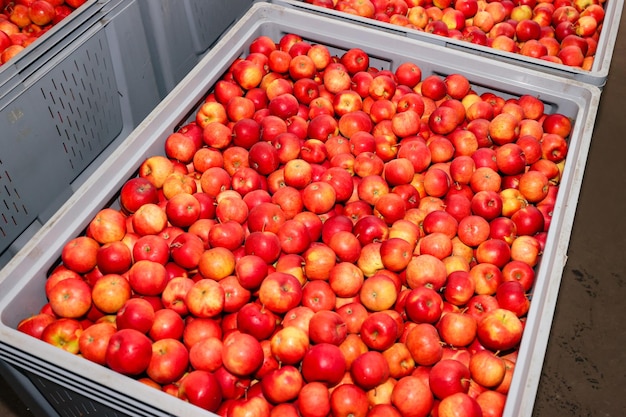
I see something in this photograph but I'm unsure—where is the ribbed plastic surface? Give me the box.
[0,0,161,266]
[138,0,255,98]
[0,3,601,417]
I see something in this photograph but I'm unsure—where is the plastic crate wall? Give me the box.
[0,0,161,268]
[138,0,255,98]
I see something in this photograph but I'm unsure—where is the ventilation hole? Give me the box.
[0,226,5,237]
[3,185,9,196]
[4,170,11,182]
[40,87,47,100]
[22,204,27,215]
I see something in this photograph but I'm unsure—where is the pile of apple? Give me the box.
[304,0,607,70]
[16,31,573,417]
[0,0,86,65]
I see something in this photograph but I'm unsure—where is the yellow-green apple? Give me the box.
[41,318,83,354]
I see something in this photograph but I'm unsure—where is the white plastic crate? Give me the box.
[0,0,161,268]
[270,0,623,88]
[0,3,601,417]
[138,0,255,98]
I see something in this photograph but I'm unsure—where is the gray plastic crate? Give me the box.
[0,0,161,268]
[138,0,255,98]
[0,3,601,417]
[270,0,623,88]
[0,0,102,100]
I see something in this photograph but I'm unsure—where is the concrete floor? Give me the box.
[0,8,624,417]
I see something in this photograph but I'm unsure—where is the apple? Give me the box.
[270,325,310,365]
[131,234,170,266]
[437,392,482,417]
[17,313,57,340]
[178,370,223,412]
[119,177,159,214]
[131,203,168,236]
[308,309,347,345]
[329,383,369,417]
[443,270,476,306]
[360,311,399,351]
[350,350,391,391]
[41,318,83,354]
[428,358,471,400]
[128,259,168,297]
[105,328,152,376]
[404,286,444,324]
[115,297,155,334]
[91,273,132,315]
[297,381,332,417]
[220,332,264,378]
[61,236,100,274]
[258,271,303,314]
[47,277,92,319]
[185,278,225,318]
[476,308,524,352]
[437,311,478,348]
[405,254,448,290]
[78,321,116,365]
[146,338,189,385]
[391,376,434,417]
[149,308,185,341]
